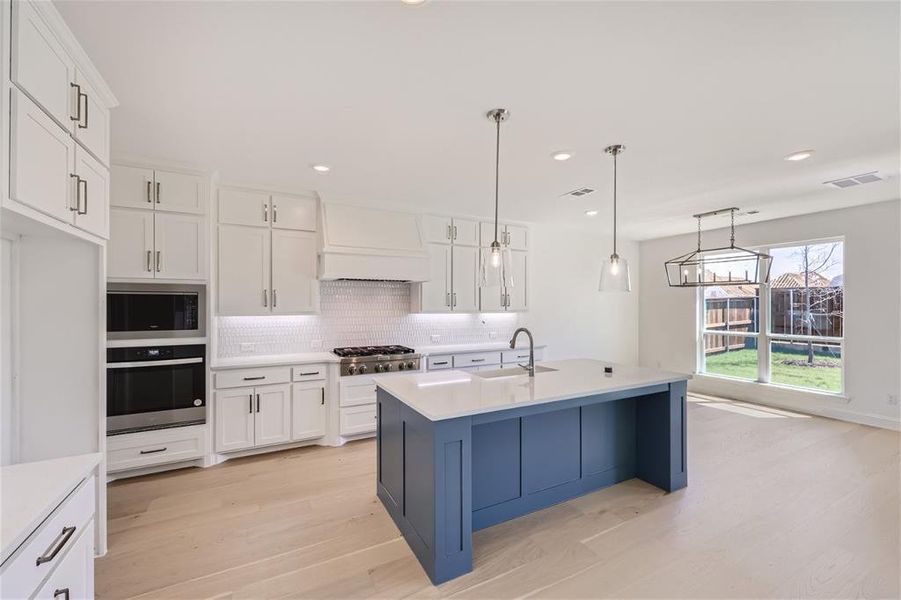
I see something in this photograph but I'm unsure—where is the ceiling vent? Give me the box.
[562,187,595,198]
[824,171,882,189]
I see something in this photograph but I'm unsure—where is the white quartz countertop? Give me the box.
[211,353,339,369]
[1,453,102,563]
[374,359,689,421]
[416,342,546,355]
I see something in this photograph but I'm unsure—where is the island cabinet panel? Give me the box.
[581,398,637,478]
[471,420,520,511]
[521,408,581,494]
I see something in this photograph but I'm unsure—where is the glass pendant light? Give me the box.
[599,144,632,292]
[479,108,514,289]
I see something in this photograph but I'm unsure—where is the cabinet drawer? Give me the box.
[427,355,453,370]
[215,367,290,389]
[33,520,94,600]
[0,477,95,600]
[502,347,545,364]
[340,405,377,436]
[292,364,326,382]
[340,381,377,408]
[107,426,206,473]
[454,351,502,368]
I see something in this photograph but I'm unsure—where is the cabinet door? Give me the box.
[33,520,94,600]
[254,384,291,447]
[218,225,271,315]
[420,243,451,312]
[271,230,319,314]
[11,0,75,128]
[72,70,110,166]
[478,247,504,312]
[154,213,206,280]
[292,383,326,441]
[452,245,479,312]
[272,194,317,231]
[9,89,76,224]
[215,387,255,452]
[452,218,480,247]
[108,208,154,278]
[422,215,453,244]
[153,169,205,214]
[505,250,528,311]
[111,164,154,209]
[218,187,269,227]
[504,224,529,251]
[72,147,109,239]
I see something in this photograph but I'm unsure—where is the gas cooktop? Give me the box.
[333,345,416,358]
[333,345,420,376]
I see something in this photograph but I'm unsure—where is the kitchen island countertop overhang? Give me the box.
[374,359,691,584]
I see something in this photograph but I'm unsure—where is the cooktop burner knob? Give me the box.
[347,364,356,375]
[397,362,405,371]
[375,364,384,373]
[385,363,393,371]
[406,361,416,370]
[358,364,368,374]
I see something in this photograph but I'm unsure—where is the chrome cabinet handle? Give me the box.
[69,174,79,211]
[273,204,277,223]
[139,447,167,455]
[446,224,452,240]
[54,588,70,600]
[155,250,161,272]
[445,292,450,307]
[433,361,448,366]
[249,394,253,414]
[272,289,277,307]
[255,394,261,413]
[452,292,457,307]
[453,225,457,240]
[470,358,486,363]
[69,83,81,122]
[146,250,152,272]
[242,375,266,381]
[146,181,152,203]
[321,388,325,405]
[263,204,269,222]
[299,371,319,376]
[263,289,268,307]
[155,182,160,203]
[77,89,88,129]
[36,526,76,566]
[77,178,88,215]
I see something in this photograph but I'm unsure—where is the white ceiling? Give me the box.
[57,1,900,240]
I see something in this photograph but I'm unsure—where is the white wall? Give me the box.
[639,199,901,429]
[524,224,639,364]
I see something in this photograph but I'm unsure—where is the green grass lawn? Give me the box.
[704,348,842,393]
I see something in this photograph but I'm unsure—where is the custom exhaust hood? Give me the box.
[319,202,430,282]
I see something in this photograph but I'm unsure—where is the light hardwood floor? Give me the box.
[98,396,900,599]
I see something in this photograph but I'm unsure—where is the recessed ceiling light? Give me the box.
[585,209,599,217]
[401,0,427,4]
[552,151,573,161]
[784,149,815,162]
[311,164,330,173]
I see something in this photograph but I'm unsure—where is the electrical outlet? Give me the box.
[430,335,440,344]
[889,394,899,406]
[239,343,255,354]
[310,339,323,351]
[488,331,497,339]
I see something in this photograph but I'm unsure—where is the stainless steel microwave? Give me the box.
[107,284,205,340]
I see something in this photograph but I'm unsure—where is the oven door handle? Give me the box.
[107,357,204,369]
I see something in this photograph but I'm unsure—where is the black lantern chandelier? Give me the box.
[664,207,772,288]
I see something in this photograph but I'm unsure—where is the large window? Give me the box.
[698,240,844,394]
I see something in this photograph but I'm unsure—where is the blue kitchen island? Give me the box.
[374,359,689,584]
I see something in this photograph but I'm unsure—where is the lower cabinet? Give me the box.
[215,376,327,453]
[292,382,326,441]
[107,425,206,472]
[33,520,95,600]
[340,404,378,436]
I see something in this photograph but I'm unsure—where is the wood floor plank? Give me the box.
[97,396,900,599]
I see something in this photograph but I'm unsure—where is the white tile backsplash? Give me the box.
[217,280,519,357]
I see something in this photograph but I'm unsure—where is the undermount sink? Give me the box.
[474,365,558,379]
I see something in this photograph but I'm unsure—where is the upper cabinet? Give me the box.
[110,165,205,214]
[479,221,528,251]
[422,215,479,246]
[216,186,320,315]
[5,0,117,242]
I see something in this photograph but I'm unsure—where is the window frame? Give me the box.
[696,237,845,395]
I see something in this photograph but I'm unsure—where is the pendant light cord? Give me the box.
[612,151,618,256]
[730,207,736,248]
[494,114,500,244]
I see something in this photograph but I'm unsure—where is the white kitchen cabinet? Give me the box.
[479,221,528,250]
[9,88,76,224]
[417,243,452,312]
[292,382,326,441]
[480,282,504,312]
[506,250,528,311]
[215,387,256,452]
[272,195,317,231]
[110,165,154,209]
[340,404,377,436]
[72,70,110,165]
[452,245,479,312]
[72,147,109,238]
[108,208,154,278]
[271,230,318,314]
[33,521,94,600]
[107,425,206,472]
[422,215,453,244]
[218,187,269,227]
[153,169,205,214]
[452,218,480,246]
[254,384,292,447]
[154,212,205,280]
[10,0,75,130]
[218,225,271,315]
